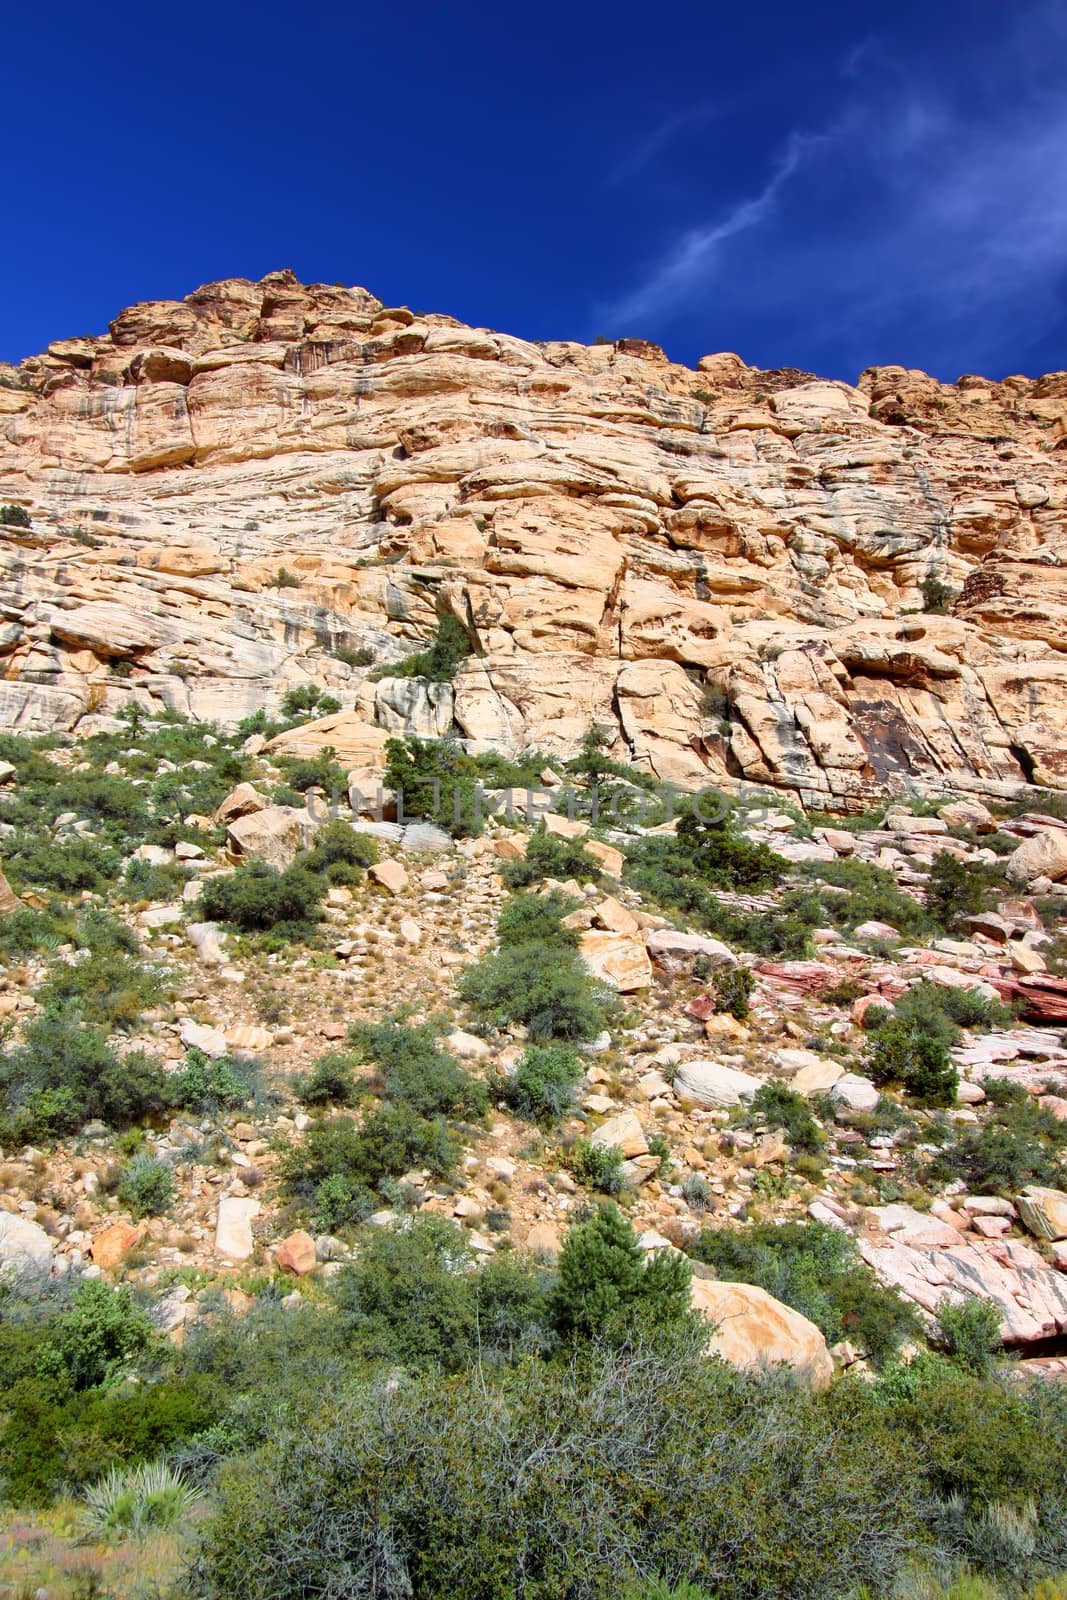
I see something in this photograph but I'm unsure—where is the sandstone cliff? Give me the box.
[2,268,1066,807]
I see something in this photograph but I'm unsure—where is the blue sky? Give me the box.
[3,0,1065,381]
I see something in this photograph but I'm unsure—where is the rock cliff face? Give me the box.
[2,268,1066,807]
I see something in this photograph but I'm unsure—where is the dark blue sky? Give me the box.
[4,0,1066,381]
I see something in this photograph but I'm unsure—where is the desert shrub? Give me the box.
[281,1105,458,1223]
[276,748,348,798]
[384,614,472,682]
[195,1333,926,1600]
[294,1050,361,1107]
[623,842,815,958]
[348,1015,489,1120]
[799,857,933,939]
[501,828,605,888]
[117,1155,174,1218]
[272,566,301,588]
[37,1281,155,1394]
[921,574,958,613]
[468,747,559,789]
[496,887,581,947]
[712,965,755,1020]
[5,832,120,893]
[929,1118,1066,1196]
[0,1011,169,1146]
[301,818,379,883]
[34,944,162,1030]
[0,503,31,527]
[462,941,610,1041]
[330,1216,553,1371]
[866,1017,959,1107]
[674,807,788,891]
[935,1296,1003,1377]
[384,734,484,838]
[892,981,1012,1039]
[746,1082,824,1153]
[551,1204,693,1342]
[500,1043,583,1125]
[568,1139,625,1195]
[169,1049,263,1116]
[925,851,991,932]
[84,1457,201,1537]
[198,861,324,934]
[689,1220,919,1366]
[279,685,341,721]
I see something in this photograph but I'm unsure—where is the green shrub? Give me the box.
[0,503,31,528]
[866,1018,958,1107]
[799,857,933,939]
[0,1011,169,1146]
[500,1043,582,1125]
[272,567,301,588]
[689,1220,920,1366]
[496,888,581,946]
[294,1051,361,1107]
[384,614,472,682]
[37,1281,154,1394]
[117,1156,174,1218]
[921,574,958,613]
[746,1082,824,1153]
[348,1015,488,1120]
[275,748,347,796]
[568,1139,625,1195]
[34,945,162,1031]
[623,840,815,958]
[279,685,341,721]
[674,807,788,891]
[301,819,379,883]
[501,829,605,888]
[460,940,610,1041]
[5,833,120,893]
[330,1215,480,1371]
[551,1204,692,1341]
[935,1296,1002,1377]
[712,965,755,1020]
[169,1049,263,1116]
[929,1119,1066,1196]
[384,735,484,838]
[195,1335,926,1600]
[198,861,324,934]
[281,1105,458,1220]
[925,851,990,932]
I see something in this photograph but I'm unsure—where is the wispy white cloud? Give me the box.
[601,3,1067,377]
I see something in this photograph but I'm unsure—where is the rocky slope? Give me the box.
[2,269,1067,808]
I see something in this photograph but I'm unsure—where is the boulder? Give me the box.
[215,1197,261,1260]
[275,1229,317,1275]
[829,1073,880,1113]
[579,930,652,992]
[590,895,641,936]
[226,804,317,869]
[645,928,735,965]
[792,1057,845,1095]
[266,713,389,767]
[673,1059,763,1108]
[214,782,269,824]
[1016,1186,1067,1241]
[369,859,409,895]
[1007,828,1067,887]
[583,838,625,878]
[0,1213,53,1280]
[90,1221,142,1269]
[589,1110,648,1158]
[180,1018,229,1058]
[691,1278,834,1389]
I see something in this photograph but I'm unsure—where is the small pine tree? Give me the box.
[551,1203,692,1340]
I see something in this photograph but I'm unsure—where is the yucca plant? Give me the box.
[83,1458,201,1538]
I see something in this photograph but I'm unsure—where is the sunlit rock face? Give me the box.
[2,268,1066,807]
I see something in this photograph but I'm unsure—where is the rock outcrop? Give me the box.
[2,270,1067,807]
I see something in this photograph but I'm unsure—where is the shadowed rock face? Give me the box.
[2,268,1066,807]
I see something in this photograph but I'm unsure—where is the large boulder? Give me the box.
[588,1111,648,1158]
[673,1059,763,1108]
[0,1213,53,1281]
[1007,828,1067,887]
[691,1277,834,1389]
[215,1197,261,1260]
[266,713,389,768]
[1016,1186,1067,1241]
[226,804,318,869]
[579,930,652,992]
